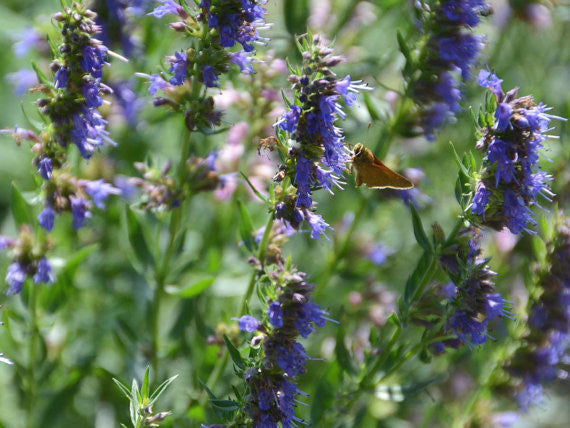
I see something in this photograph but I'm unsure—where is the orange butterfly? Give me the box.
[351,143,413,189]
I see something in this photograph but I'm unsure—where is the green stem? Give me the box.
[200,212,275,407]
[150,130,192,378]
[26,282,38,428]
[360,325,401,388]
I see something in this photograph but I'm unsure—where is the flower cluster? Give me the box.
[93,0,141,56]
[199,0,269,52]
[410,0,490,140]
[470,70,566,234]
[143,0,269,131]
[128,154,220,211]
[273,34,371,239]
[35,5,117,169]
[418,227,510,352]
[233,239,332,426]
[505,219,570,410]
[38,171,120,231]
[0,225,54,295]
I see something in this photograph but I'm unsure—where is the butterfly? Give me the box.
[351,143,413,189]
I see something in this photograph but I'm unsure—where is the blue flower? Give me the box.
[233,315,260,332]
[5,69,37,96]
[37,157,53,180]
[83,179,120,209]
[268,302,283,328]
[503,189,534,234]
[484,293,511,320]
[6,262,27,295]
[33,258,54,284]
[168,51,187,86]
[148,0,185,18]
[13,28,42,57]
[441,0,488,27]
[38,206,55,231]
[471,184,489,216]
[82,81,103,108]
[275,342,307,376]
[366,242,388,266]
[448,311,488,345]
[257,390,272,411]
[230,51,254,74]
[294,301,327,338]
[81,45,107,79]
[487,139,516,186]
[438,34,482,79]
[202,65,219,88]
[495,103,513,131]
[54,67,68,89]
[70,196,91,230]
[279,106,301,133]
[305,211,331,240]
[294,155,313,208]
[335,75,372,107]
[478,69,503,99]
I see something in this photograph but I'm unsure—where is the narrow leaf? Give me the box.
[223,335,245,370]
[409,204,432,253]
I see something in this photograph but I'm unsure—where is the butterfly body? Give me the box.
[351,143,413,189]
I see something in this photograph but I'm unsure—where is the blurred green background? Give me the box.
[0,0,569,426]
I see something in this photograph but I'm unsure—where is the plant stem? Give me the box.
[150,130,192,378]
[200,212,275,407]
[26,282,38,428]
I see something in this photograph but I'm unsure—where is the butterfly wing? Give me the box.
[362,156,413,189]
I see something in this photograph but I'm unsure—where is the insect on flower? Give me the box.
[351,143,413,189]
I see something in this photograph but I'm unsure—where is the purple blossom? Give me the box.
[448,311,488,345]
[275,342,307,376]
[33,258,54,284]
[5,69,38,96]
[82,81,103,108]
[305,211,331,240]
[438,34,483,79]
[38,206,55,231]
[54,67,68,89]
[230,51,254,74]
[83,179,120,209]
[13,28,42,57]
[70,196,91,230]
[484,293,511,320]
[495,103,513,131]
[202,65,219,88]
[335,75,372,107]
[80,45,107,79]
[294,301,327,338]
[6,263,27,295]
[0,237,14,251]
[37,157,53,180]
[268,302,283,328]
[168,51,187,85]
[294,155,313,208]
[471,184,489,216]
[366,242,388,266]
[279,105,301,133]
[478,69,503,99]
[233,315,260,332]
[147,0,185,18]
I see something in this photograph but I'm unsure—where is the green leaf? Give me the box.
[11,182,33,227]
[396,30,411,61]
[164,277,214,298]
[404,251,433,304]
[375,374,447,402]
[223,335,245,370]
[240,172,267,202]
[335,309,356,375]
[113,378,132,400]
[210,399,239,412]
[141,367,150,400]
[310,362,340,424]
[363,92,381,121]
[409,204,432,253]
[32,61,50,85]
[237,200,255,252]
[124,207,154,268]
[149,374,178,407]
[283,0,309,36]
